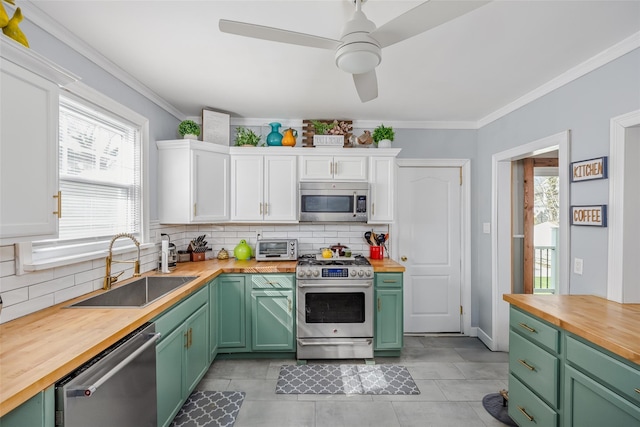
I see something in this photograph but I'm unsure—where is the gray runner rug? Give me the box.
[276,364,420,395]
[170,390,245,427]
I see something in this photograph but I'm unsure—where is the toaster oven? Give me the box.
[255,238,298,261]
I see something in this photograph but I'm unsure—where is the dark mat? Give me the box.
[170,390,245,427]
[276,364,420,395]
[482,393,517,426]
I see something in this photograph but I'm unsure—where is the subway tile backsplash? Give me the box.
[0,222,389,323]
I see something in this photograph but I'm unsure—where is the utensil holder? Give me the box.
[370,245,383,260]
[190,252,205,262]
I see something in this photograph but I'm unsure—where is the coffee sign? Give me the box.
[571,205,607,227]
[571,156,607,182]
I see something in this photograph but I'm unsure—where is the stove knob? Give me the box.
[298,270,305,278]
[350,270,357,277]
[357,270,364,277]
[305,270,312,277]
[364,270,372,277]
[312,269,319,277]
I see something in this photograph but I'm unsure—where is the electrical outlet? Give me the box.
[256,228,262,241]
[483,223,491,234]
[574,258,583,275]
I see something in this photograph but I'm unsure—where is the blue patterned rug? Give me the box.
[276,364,420,395]
[170,390,245,427]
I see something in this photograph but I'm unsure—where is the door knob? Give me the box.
[401,256,407,261]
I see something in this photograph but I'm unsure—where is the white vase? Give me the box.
[183,134,198,140]
[377,139,392,148]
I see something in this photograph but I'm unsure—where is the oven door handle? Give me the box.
[297,339,372,346]
[353,192,357,217]
[297,282,372,288]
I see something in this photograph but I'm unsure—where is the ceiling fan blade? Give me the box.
[371,0,491,48]
[219,19,341,50]
[353,70,378,103]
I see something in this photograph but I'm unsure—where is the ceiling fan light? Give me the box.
[335,42,381,74]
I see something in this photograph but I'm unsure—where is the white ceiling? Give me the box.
[28,0,640,124]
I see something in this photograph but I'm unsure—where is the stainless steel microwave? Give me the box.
[299,182,369,222]
[255,239,298,261]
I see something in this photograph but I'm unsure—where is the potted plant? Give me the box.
[372,124,394,148]
[178,120,200,140]
[234,126,261,146]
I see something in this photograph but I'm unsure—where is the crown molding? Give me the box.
[477,31,640,129]
[19,1,186,121]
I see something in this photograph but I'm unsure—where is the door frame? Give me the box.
[395,159,472,336]
[490,131,570,351]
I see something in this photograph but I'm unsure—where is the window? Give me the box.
[30,85,148,263]
[57,96,140,241]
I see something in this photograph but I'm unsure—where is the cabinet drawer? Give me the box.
[375,273,402,288]
[154,286,208,339]
[509,331,560,406]
[251,274,294,289]
[566,335,640,406]
[510,307,560,353]
[509,374,558,427]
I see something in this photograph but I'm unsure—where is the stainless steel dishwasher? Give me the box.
[55,323,160,427]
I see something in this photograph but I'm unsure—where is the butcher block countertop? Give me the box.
[0,257,404,417]
[503,294,640,365]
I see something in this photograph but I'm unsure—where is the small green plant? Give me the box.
[178,120,200,137]
[234,127,261,146]
[372,124,394,143]
[311,120,331,135]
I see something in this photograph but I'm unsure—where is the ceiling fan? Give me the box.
[219,0,490,103]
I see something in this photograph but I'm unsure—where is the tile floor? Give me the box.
[196,336,510,427]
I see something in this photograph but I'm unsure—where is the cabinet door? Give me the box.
[192,150,229,222]
[1,61,59,242]
[264,156,297,221]
[217,275,247,349]
[251,289,294,351]
[184,304,210,393]
[564,366,640,427]
[369,157,395,222]
[374,288,403,350]
[299,155,334,180]
[333,156,368,181]
[156,326,185,427]
[209,278,219,361]
[0,386,54,427]
[231,156,264,221]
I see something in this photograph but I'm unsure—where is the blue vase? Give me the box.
[266,122,283,146]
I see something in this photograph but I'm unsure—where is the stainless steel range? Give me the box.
[296,254,374,360]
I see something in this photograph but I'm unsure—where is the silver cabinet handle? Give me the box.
[68,333,161,398]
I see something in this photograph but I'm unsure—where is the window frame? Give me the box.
[24,81,150,268]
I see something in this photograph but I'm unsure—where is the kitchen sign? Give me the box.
[571,156,607,182]
[571,205,607,227]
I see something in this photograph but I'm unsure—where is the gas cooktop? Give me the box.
[297,253,371,267]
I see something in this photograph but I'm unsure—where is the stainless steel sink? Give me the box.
[67,276,198,308]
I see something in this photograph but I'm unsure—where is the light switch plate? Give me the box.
[574,258,583,275]
[483,223,491,234]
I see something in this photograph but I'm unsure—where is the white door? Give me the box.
[230,155,263,221]
[264,156,297,221]
[398,167,462,333]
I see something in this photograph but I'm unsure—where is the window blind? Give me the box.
[57,96,141,241]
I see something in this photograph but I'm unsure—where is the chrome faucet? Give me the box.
[104,233,141,290]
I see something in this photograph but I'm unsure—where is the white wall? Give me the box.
[475,48,640,337]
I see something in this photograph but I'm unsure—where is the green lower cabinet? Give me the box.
[155,286,210,427]
[374,273,403,352]
[564,366,640,427]
[0,386,54,427]
[251,289,294,351]
[217,275,248,350]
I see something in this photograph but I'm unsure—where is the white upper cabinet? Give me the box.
[299,155,368,181]
[231,152,297,222]
[0,38,77,243]
[157,140,229,223]
[368,156,396,223]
